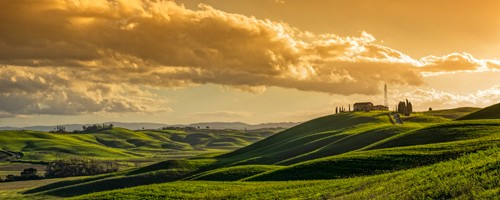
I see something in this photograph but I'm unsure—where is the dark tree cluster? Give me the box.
[50,126,68,133]
[45,157,118,178]
[397,99,413,116]
[335,105,350,114]
[1,168,41,182]
[75,124,114,133]
[162,126,197,131]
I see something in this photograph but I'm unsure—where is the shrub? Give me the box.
[46,157,118,178]
[21,167,39,179]
[1,168,41,182]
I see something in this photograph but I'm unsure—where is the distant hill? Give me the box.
[0,123,168,132]
[186,122,248,129]
[0,122,300,132]
[457,103,500,120]
[185,122,300,130]
[424,107,480,119]
[0,127,281,161]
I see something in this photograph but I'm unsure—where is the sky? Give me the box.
[0,0,499,126]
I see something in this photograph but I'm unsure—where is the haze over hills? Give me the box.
[0,122,301,132]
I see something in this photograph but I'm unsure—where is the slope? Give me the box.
[0,128,279,161]
[457,102,500,120]
[218,112,427,165]
[246,120,500,181]
[22,120,500,198]
[7,107,486,198]
[70,147,500,200]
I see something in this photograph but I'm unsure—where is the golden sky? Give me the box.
[0,0,499,126]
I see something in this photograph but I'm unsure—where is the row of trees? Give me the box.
[162,126,209,130]
[46,157,118,178]
[335,105,351,114]
[79,124,114,133]
[397,99,413,116]
[1,158,119,182]
[50,126,68,133]
[0,168,41,182]
[50,124,115,134]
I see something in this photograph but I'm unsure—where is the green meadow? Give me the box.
[1,103,499,199]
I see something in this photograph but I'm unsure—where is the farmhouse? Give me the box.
[353,102,388,111]
[353,102,373,111]
[371,105,389,111]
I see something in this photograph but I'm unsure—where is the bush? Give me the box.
[46,157,118,178]
[1,168,41,182]
[21,167,39,179]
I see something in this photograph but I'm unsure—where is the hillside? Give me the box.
[457,102,500,120]
[217,110,463,165]
[246,120,500,181]
[1,122,300,132]
[218,112,391,164]
[0,128,280,162]
[3,106,499,199]
[70,147,500,200]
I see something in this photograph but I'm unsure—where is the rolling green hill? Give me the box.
[189,165,282,181]
[457,102,500,120]
[0,128,280,162]
[73,147,500,199]
[2,105,499,199]
[218,112,395,164]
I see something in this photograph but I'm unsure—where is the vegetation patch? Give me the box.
[190,165,282,181]
[70,147,500,199]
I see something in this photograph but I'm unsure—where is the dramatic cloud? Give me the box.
[0,66,168,117]
[0,0,498,116]
[393,86,500,110]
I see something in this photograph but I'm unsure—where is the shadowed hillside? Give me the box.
[0,128,280,162]
[4,105,499,199]
[457,103,500,120]
[217,110,467,165]
[71,147,500,200]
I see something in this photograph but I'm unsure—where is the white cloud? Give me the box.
[393,86,500,110]
[0,0,498,117]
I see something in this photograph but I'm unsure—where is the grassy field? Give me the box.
[71,147,500,199]
[0,127,280,162]
[0,176,93,200]
[457,103,500,120]
[1,104,498,199]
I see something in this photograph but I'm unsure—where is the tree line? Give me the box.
[1,157,119,182]
[50,123,115,134]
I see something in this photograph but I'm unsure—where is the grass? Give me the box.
[189,165,282,181]
[33,159,218,197]
[368,120,500,150]
[218,112,393,164]
[0,176,92,200]
[0,127,280,162]
[247,136,499,181]
[457,102,500,120]
[217,111,449,165]
[420,107,480,120]
[71,147,500,199]
[3,105,497,199]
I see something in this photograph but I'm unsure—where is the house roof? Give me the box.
[353,102,373,106]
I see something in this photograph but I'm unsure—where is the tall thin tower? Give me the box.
[384,84,388,107]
